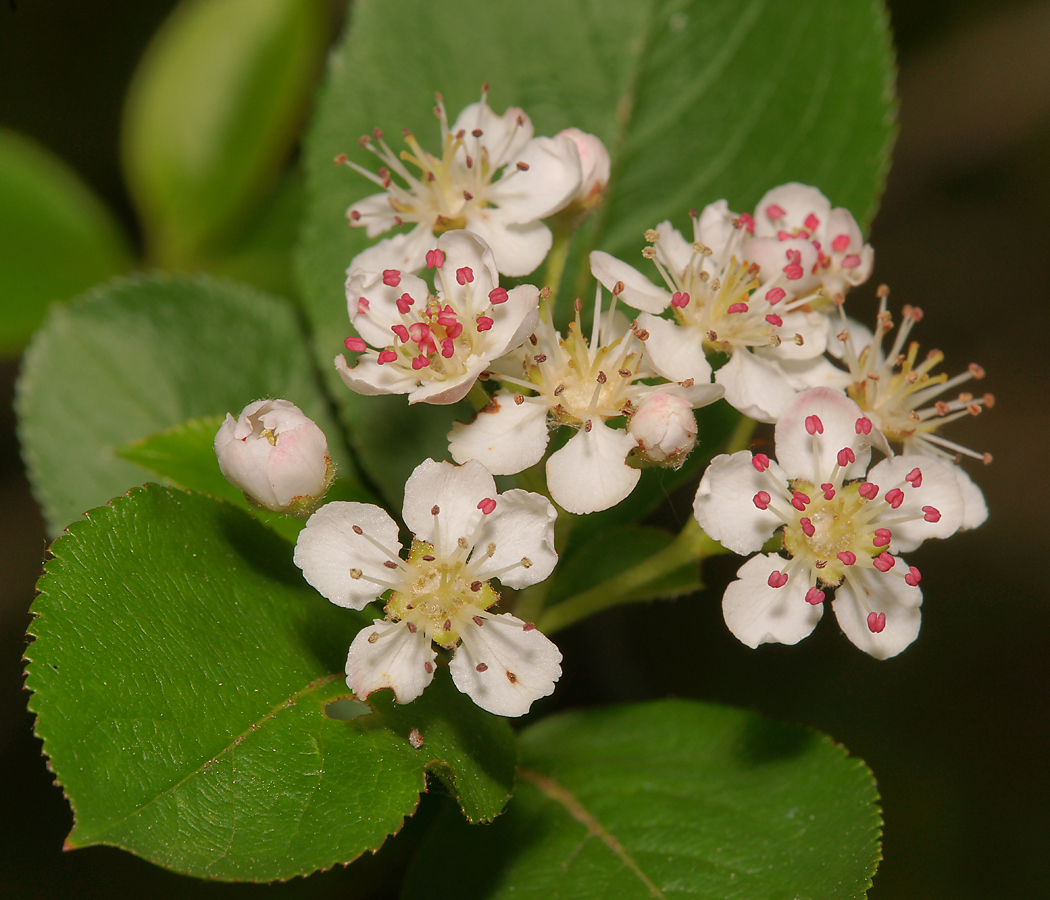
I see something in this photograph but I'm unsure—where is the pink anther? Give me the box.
[885,488,905,509]
[377,350,397,365]
[441,337,455,358]
[409,322,431,343]
[727,302,749,314]
[837,447,856,467]
[777,230,794,242]
[804,213,821,232]
[436,304,458,328]
[855,417,872,435]
[906,467,923,487]
[800,517,815,537]
[805,415,824,435]
[382,269,401,287]
[765,313,783,326]
[842,254,862,269]
[858,482,879,500]
[476,316,494,332]
[873,528,892,547]
[477,498,497,515]
[489,287,508,305]
[905,566,922,586]
[671,291,690,308]
[837,550,857,566]
[738,212,756,233]
[396,293,414,314]
[766,204,786,219]
[357,297,370,313]
[867,611,886,633]
[831,234,851,253]
[753,491,771,510]
[391,324,410,343]
[767,570,789,589]
[752,453,771,472]
[445,321,463,339]
[425,248,445,268]
[411,355,430,370]
[766,287,786,305]
[821,483,835,500]
[922,506,941,523]
[873,552,895,572]
[791,491,811,511]
[805,587,825,605]
[456,266,474,285]
[344,336,367,353]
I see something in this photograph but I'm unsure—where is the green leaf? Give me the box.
[296,0,894,501]
[404,701,882,899]
[17,273,360,538]
[123,0,329,267]
[25,485,516,881]
[0,129,133,355]
[117,414,372,542]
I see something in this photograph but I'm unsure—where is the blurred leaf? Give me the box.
[17,273,359,538]
[123,0,328,267]
[297,0,894,503]
[26,485,516,881]
[0,129,133,355]
[117,414,374,542]
[404,701,882,899]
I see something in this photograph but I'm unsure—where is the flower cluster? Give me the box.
[213,88,993,716]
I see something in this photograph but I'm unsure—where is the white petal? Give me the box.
[590,252,671,313]
[348,225,435,275]
[764,354,852,392]
[488,135,582,221]
[867,455,965,551]
[466,209,552,277]
[696,200,737,256]
[767,310,828,360]
[637,313,712,384]
[294,502,402,609]
[407,357,489,406]
[470,489,558,589]
[347,191,399,238]
[448,393,549,475]
[402,459,496,551]
[346,619,436,704]
[715,350,800,423]
[746,236,821,294]
[826,207,864,255]
[693,451,787,555]
[450,614,561,717]
[335,353,415,397]
[658,379,725,409]
[753,183,832,236]
[453,102,534,169]
[435,229,500,296]
[826,315,874,360]
[774,387,871,481]
[545,422,641,515]
[484,284,541,360]
[345,266,431,348]
[833,568,922,660]
[654,220,695,276]
[722,554,823,648]
[953,465,989,532]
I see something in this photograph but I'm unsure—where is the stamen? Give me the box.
[805,415,824,435]
[867,611,887,633]
[873,528,892,546]
[906,468,922,487]
[837,551,857,566]
[805,587,825,605]
[383,269,401,287]
[858,483,879,500]
[873,552,895,572]
[767,570,789,588]
[752,453,770,472]
[885,488,905,509]
[344,336,367,353]
[753,491,771,510]
[922,506,941,523]
[478,498,497,515]
[905,566,921,586]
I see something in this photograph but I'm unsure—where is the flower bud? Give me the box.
[556,128,610,212]
[215,400,334,514]
[628,392,697,466]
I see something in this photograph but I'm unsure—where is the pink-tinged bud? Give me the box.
[557,127,610,209]
[627,392,697,465]
[215,400,334,514]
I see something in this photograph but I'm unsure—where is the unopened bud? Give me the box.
[627,392,697,466]
[215,400,334,514]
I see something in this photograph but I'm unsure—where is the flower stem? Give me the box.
[725,412,758,454]
[467,381,491,412]
[536,518,727,635]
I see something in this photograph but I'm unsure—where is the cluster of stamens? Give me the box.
[643,217,807,353]
[348,500,534,655]
[344,250,508,381]
[339,87,529,235]
[750,414,937,634]
[837,287,993,463]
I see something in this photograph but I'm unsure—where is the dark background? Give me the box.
[2,0,1048,897]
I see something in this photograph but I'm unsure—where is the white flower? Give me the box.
[627,392,697,466]
[447,288,723,514]
[214,399,334,513]
[337,230,539,405]
[745,182,874,303]
[693,387,967,659]
[293,459,562,716]
[590,204,829,422]
[341,88,582,277]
